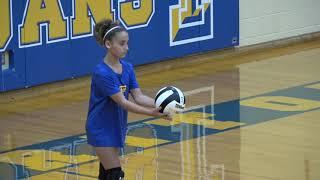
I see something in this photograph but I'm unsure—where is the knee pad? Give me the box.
[106,167,124,180]
[99,164,124,180]
[99,163,107,179]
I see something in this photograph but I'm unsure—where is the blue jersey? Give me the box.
[86,60,139,147]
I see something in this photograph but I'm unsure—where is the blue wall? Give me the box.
[0,0,239,92]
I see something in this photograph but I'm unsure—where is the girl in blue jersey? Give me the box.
[86,19,170,180]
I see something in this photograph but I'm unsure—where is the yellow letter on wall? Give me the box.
[72,0,114,38]
[0,0,12,51]
[19,0,68,47]
[119,0,154,29]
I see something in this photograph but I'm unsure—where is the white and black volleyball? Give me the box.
[155,86,185,114]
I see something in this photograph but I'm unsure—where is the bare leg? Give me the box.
[94,147,121,170]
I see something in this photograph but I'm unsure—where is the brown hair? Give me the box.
[94,19,126,46]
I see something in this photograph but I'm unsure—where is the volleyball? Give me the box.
[155,86,186,114]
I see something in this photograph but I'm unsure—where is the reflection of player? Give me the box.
[85,19,170,180]
[123,124,159,179]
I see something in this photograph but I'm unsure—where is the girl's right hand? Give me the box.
[151,107,173,120]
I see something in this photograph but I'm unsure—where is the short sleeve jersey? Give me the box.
[86,60,139,147]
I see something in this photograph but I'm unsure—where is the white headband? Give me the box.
[103,26,121,41]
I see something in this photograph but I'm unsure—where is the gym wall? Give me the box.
[1,0,239,92]
[239,0,320,46]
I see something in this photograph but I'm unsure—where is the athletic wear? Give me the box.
[86,60,139,147]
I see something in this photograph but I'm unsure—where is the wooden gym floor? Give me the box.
[0,37,320,180]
